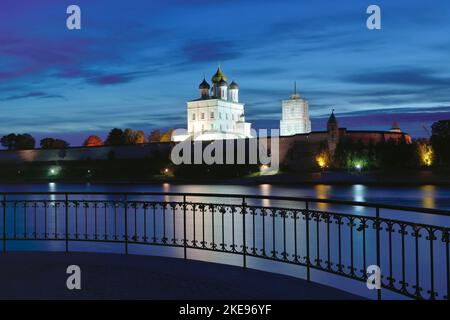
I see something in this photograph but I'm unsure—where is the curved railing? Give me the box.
[1,192,449,300]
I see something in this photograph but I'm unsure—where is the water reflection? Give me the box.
[48,183,57,201]
[314,184,330,210]
[1,182,449,210]
[421,185,436,209]
[259,184,272,207]
[352,184,366,213]
[162,183,172,202]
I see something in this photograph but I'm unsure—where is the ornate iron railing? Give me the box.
[0,192,449,300]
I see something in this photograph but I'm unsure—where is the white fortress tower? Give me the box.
[183,67,252,141]
[280,83,311,136]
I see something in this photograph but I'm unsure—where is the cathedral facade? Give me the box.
[180,67,252,141]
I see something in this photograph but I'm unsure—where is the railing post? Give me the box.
[242,197,247,269]
[124,194,128,255]
[376,207,382,300]
[3,195,6,254]
[65,194,69,253]
[183,195,187,260]
[305,201,310,282]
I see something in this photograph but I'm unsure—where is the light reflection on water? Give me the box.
[421,185,436,209]
[259,184,272,207]
[1,182,449,210]
[314,184,330,211]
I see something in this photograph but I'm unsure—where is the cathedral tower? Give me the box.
[327,110,339,155]
[199,78,210,99]
[280,82,311,136]
[229,80,239,103]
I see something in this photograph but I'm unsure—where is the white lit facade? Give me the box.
[175,67,252,141]
[280,86,311,136]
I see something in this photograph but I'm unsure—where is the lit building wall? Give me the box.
[187,99,251,139]
[280,91,311,136]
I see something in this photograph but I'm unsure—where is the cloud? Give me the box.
[1,91,64,101]
[88,74,134,85]
[182,40,241,63]
[343,67,450,87]
[53,67,163,86]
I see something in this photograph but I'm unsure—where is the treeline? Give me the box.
[332,138,421,170]
[0,134,36,150]
[326,120,450,170]
[0,134,70,151]
[83,128,174,147]
[0,128,175,151]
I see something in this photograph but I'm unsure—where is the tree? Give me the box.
[1,133,17,150]
[416,139,433,167]
[376,139,417,169]
[134,130,146,144]
[15,134,35,150]
[160,129,174,142]
[1,133,36,150]
[40,138,69,149]
[124,128,135,145]
[105,128,125,146]
[149,129,161,142]
[40,138,54,149]
[333,138,377,170]
[431,120,450,166]
[84,135,103,147]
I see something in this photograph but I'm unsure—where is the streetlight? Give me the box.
[48,166,61,177]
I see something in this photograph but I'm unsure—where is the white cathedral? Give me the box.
[173,67,311,141]
[174,67,253,141]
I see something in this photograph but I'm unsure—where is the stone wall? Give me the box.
[0,129,412,173]
[0,143,174,164]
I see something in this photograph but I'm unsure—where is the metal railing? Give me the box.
[0,191,449,300]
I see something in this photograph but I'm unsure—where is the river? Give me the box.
[1,182,449,209]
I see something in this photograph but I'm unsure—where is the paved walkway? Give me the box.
[0,252,363,299]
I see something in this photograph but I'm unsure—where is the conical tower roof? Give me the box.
[212,66,228,83]
[391,121,400,130]
[328,110,337,124]
[199,78,210,89]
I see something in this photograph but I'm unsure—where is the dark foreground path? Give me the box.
[0,252,362,299]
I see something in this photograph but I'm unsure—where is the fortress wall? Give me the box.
[0,136,324,172]
[0,131,410,172]
[0,143,174,164]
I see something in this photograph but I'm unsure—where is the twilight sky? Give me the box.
[1,0,450,145]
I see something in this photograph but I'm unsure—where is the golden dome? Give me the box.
[212,66,228,83]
